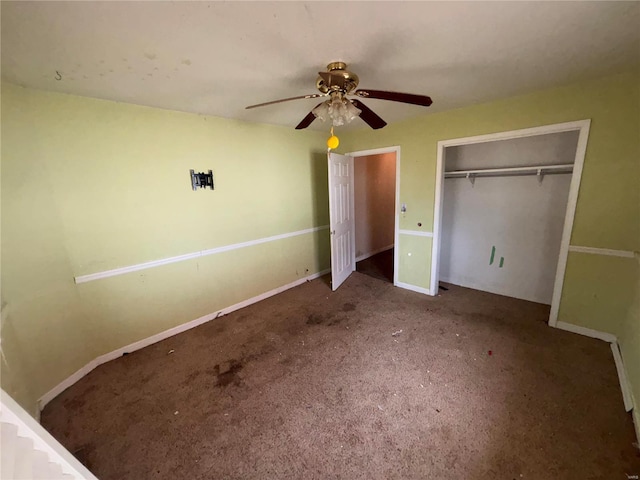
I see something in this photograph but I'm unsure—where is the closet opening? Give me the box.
[431,121,591,326]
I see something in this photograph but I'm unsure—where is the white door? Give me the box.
[328,152,355,291]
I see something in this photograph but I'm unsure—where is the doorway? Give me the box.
[352,151,397,283]
[431,120,591,326]
[345,146,400,286]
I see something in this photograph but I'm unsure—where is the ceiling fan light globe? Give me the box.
[345,100,361,121]
[316,93,363,127]
[312,102,329,122]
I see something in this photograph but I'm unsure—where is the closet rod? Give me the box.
[444,163,574,177]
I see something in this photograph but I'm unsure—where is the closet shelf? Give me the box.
[444,163,574,178]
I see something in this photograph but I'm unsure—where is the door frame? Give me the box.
[345,146,401,286]
[431,120,591,327]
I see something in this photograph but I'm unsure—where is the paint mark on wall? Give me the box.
[489,246,496,265]
[499,257,504,268]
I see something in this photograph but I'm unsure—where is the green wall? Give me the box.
[340,69,639,411]
[1,83,330,414]
[623,264,640,429]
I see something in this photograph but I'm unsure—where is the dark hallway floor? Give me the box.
[356,248,393,283]
[41,273,640,479]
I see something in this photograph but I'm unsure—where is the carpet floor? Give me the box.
[41,272,640,479]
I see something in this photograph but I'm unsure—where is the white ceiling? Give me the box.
[2,1,639,131]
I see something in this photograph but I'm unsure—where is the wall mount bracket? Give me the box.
[190,170,214,190]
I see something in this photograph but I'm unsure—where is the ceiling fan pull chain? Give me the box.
[327,126,339,150]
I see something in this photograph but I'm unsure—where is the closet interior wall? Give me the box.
[440,131,580,304]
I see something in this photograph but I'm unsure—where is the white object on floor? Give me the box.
[1,389,98,479]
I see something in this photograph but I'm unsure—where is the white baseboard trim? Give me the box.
[614,342,640,444]
[552,321,617,343]
[38,268,330,411]
[568,245,636,259]
[37,360,99,414]
[395,281,431,296]
[75,225,329,284]
[355,244,394,263]
[611,342,634,412]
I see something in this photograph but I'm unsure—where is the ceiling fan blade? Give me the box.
[246,93,327,110]
[318,71,346,89]
[350,99,387,129]
[295,103,323,130]
[354,89,433,107]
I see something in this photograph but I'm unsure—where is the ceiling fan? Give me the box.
[245,62,433,130]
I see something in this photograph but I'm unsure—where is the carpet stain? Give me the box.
[342,302,356,312]
[306,313,327,325]
[213,359,243,387]
[279,356,294,366]
[183,370,201,385]
[306,311,346,327]
[243,344,276,363]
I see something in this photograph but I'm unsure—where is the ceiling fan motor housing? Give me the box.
[316,62,359,94]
